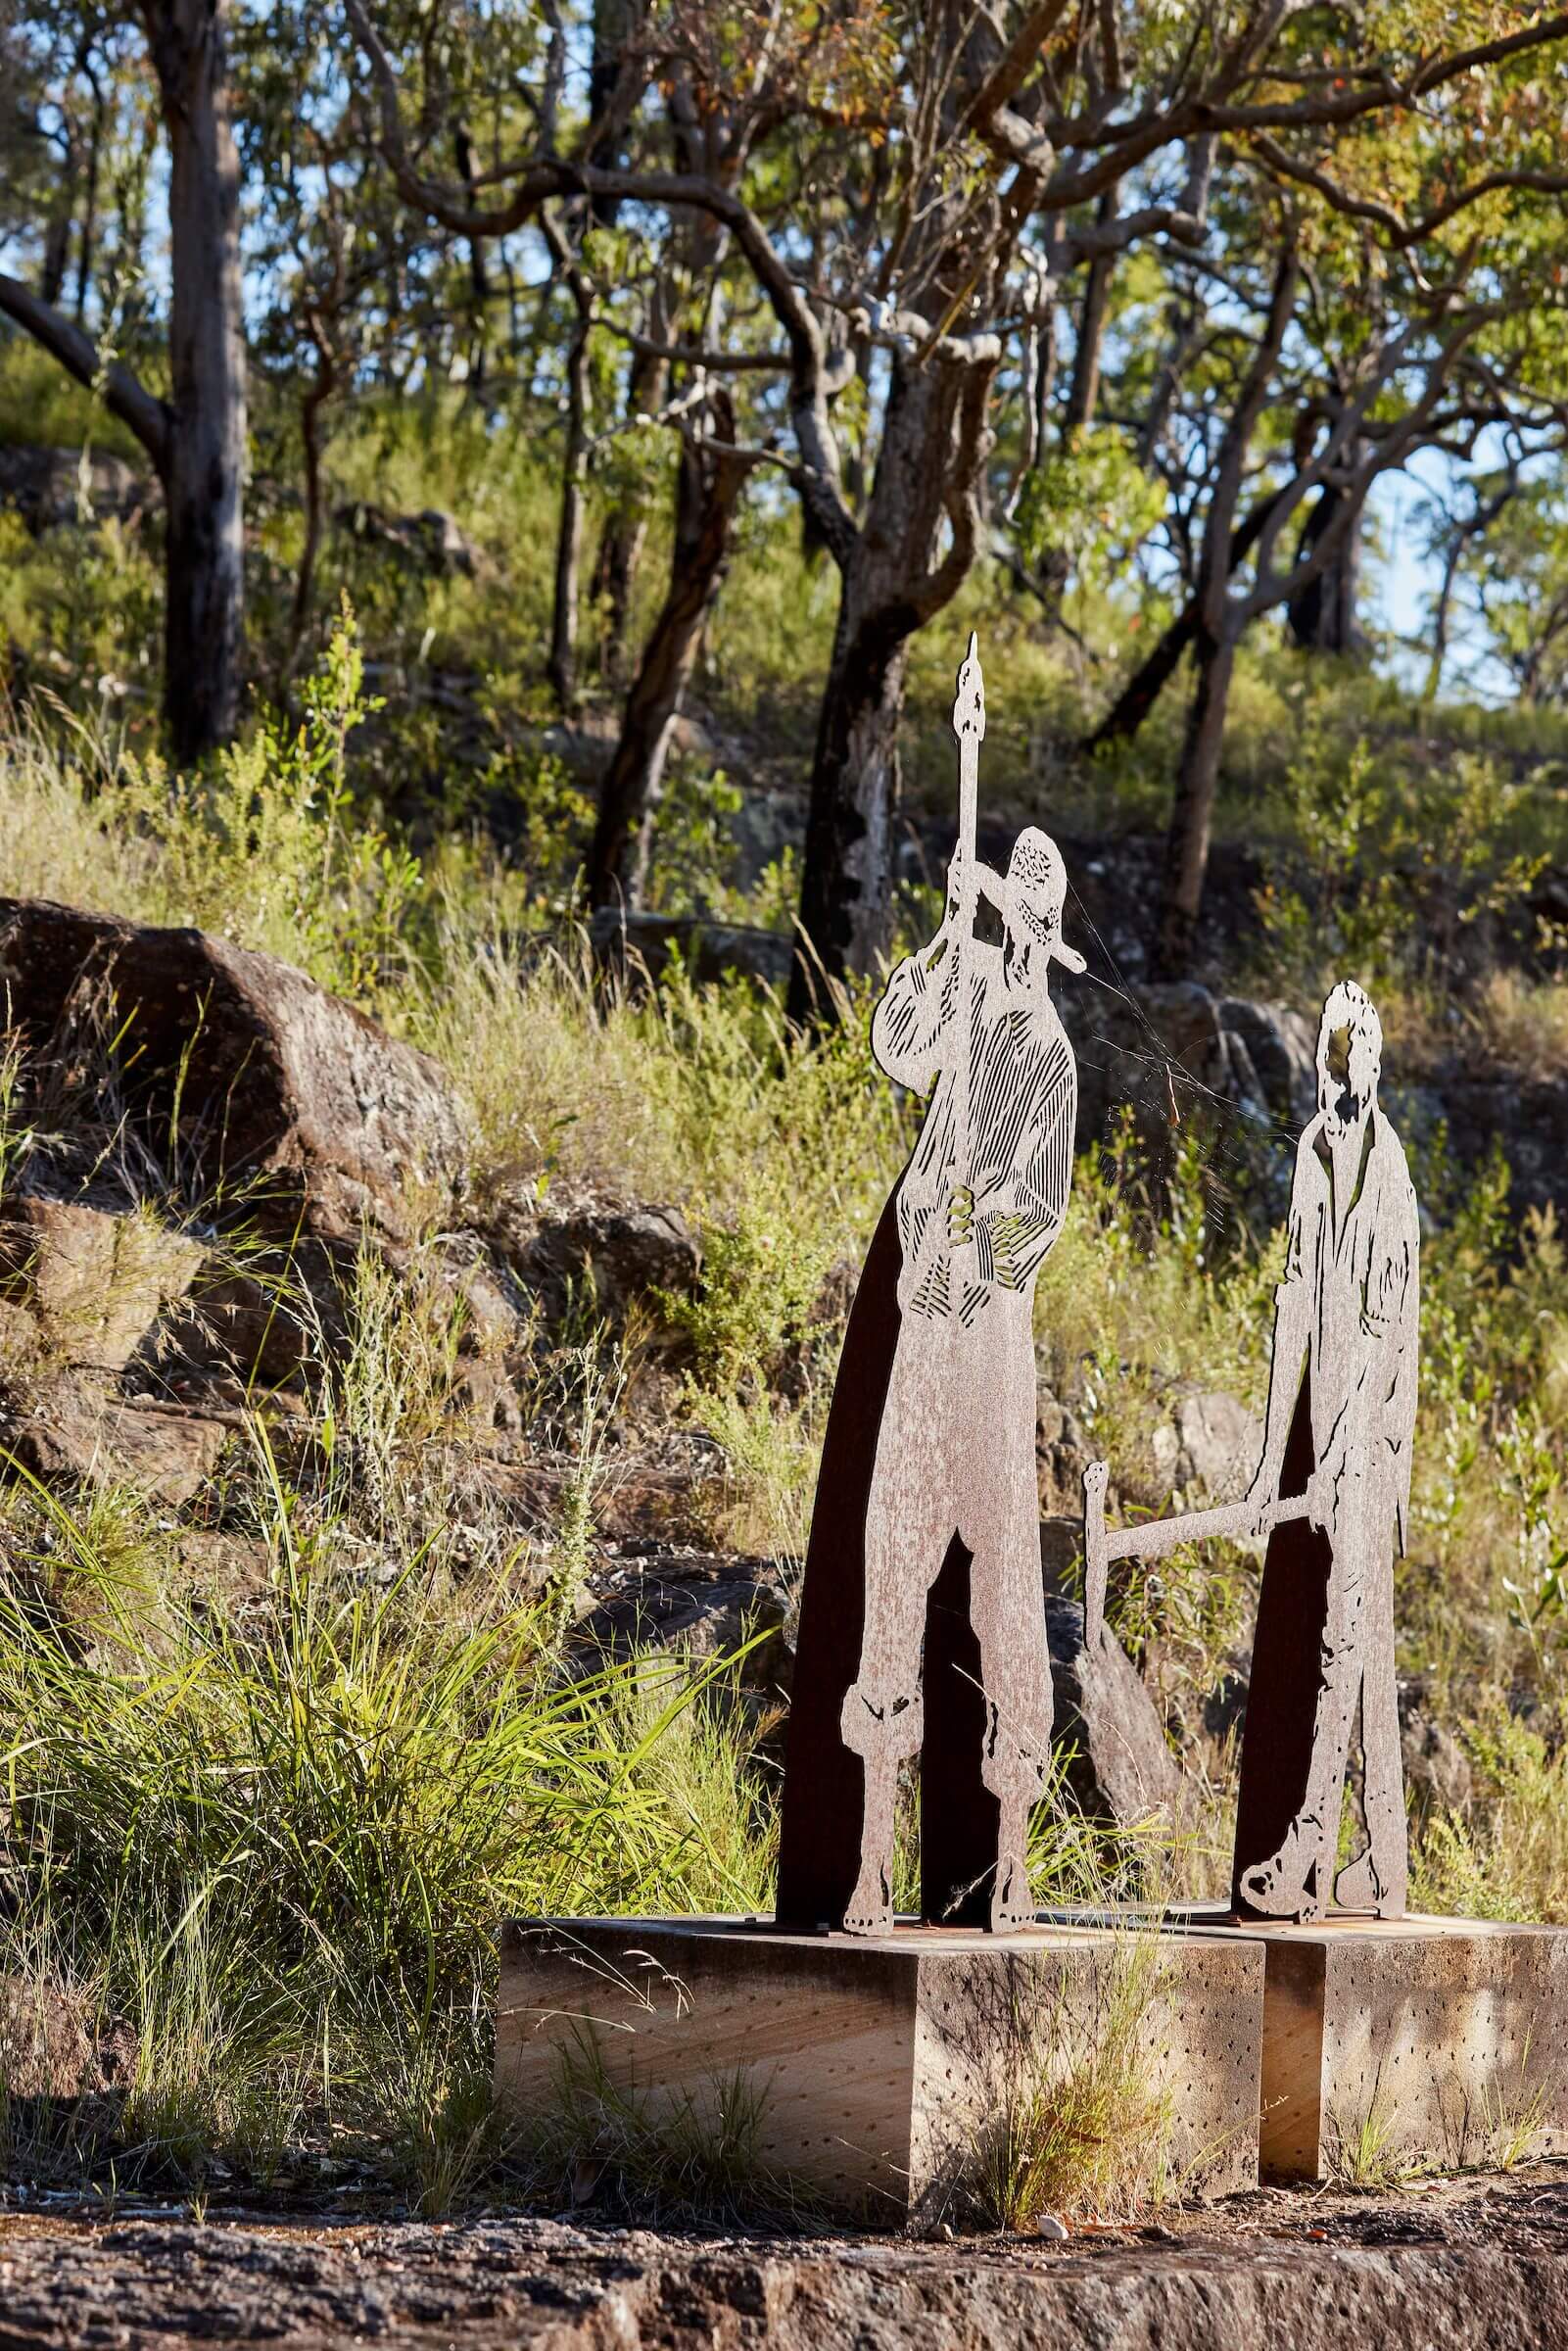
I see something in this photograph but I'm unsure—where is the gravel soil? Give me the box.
[6,2165,1568,2348]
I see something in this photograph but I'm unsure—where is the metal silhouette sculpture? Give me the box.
[1080,980,1419,1924]
[775,636,1082,1937]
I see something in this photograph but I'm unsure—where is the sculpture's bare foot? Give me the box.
[1240,1835,1320,1922]
[840,1868,893,1938]
[990,1848,1034,1934]
[1332,1849,1388,1917]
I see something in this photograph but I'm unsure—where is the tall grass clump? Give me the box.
[965,1929,1178,2231]
[0,1449,773,2201]
[1413,1714,1568,1925]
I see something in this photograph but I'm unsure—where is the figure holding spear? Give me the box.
[831,635,1085,1934]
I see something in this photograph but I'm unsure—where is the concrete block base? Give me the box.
[495,1915,1263,2222]
[1243,1913,1568,2181]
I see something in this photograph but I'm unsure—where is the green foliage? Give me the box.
[534,2026,801,2226]
[665,1172,837,1389]
[105,603,419,1000]
[1324,2081,1415,2192]
[1252,722,1546,1002]
[1013,425,1166,599]
[643,762,745,917]
[0,1446,774,2201]
[1413,1715,1568,1926]
[966,1930,1177,2229]
[0,338,145,461]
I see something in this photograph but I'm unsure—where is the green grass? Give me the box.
[965,1927,1179,2229]
[10,593,1568,2221]
[0,1422,776,2209]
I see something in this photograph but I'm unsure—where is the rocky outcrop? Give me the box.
[9,2178,1568,2349]
[1047,1597,1184,1826]
[588,907,794,993]
[491,1198,702,1327]
[0,1372,232,1507]
[0,1974,135,2102]
[573,1547,793,1720]
[0,444,150,534]
[335,500,479,575]
[1149,1388,1262,1502]
[0,897,472,1244]
[0,1193,205,1371]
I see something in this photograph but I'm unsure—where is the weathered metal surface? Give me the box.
[1081,982,1420,1925]
[776,637,1083,1936]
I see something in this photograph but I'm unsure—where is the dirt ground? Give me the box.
[5,2163,1568,2348]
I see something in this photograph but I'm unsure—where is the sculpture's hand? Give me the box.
[1242,1467,1277,1544]
[992,1211,1025,1289]
[1306,1456,1344,1536]
[947,1182,975,1249]
[944,844,966,931]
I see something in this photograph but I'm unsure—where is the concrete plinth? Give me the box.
[496,1915,1263,2222]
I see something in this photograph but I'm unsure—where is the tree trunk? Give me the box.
[789,351,990,1019]
[1154,622,1236,978]
[790,602,911,1015]
[548,315,589,711]
[453,123,492,385]
[588,394,748,908]
[283,340,335,688]
[542,208,592,714]
[1065,195,1118,431]
[74,59,105,322]
[1085,483,1291,754]
[1286,485,1363,654]
[593,336,666,682]
[38,115,75,310]
[151,0,247,764]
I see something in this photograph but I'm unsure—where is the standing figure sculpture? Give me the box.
[777,636,1083,1938]
[1231,980,1419,1921]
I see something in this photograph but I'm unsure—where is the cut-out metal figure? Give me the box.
[1077,979,1420,1926]
[830,637,1084,1936]
[1230,980,1420,1922]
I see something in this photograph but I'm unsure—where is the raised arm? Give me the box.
[869,853,1006,1093]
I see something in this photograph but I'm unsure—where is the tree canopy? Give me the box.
[4,0,1568,975]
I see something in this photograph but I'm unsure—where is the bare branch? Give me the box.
[1246,131,1568,251]
[0,272,169,474]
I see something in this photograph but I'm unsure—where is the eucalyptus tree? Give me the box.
[346,0,1568,1010]
[0,0,248,762]
[1437,464,1568,707]
[1142,81,1568,972]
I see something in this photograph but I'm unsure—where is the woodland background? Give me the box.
[4,0,1568,2218]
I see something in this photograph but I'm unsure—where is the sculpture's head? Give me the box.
[1005,827,1086,981]
[1317,979,1382,1134]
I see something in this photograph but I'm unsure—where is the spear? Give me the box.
[950,631,985,1221]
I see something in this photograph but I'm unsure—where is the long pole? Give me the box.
[951,632,984,1195]
[1081,1460,1310,1647]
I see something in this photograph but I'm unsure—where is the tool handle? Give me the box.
[950,634,983,1194]
[1099,1486,1310,1567]
[1079,1462,1310,1654]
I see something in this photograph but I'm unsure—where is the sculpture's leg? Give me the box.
[1241,1521,1366,1923]
[838,1580,927,1934]
[839,1331,949,1936]
[970,1464,1054,1935]
[1335,1518,1406,1916]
